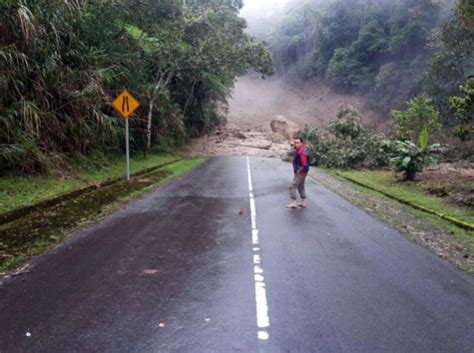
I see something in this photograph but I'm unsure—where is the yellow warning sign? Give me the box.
[112,90,140,119]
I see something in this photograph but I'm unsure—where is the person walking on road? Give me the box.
[287,137,309,209]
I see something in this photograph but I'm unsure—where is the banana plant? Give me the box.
[390,127,440,181]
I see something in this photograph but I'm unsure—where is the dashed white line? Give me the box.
[246,156,270,341]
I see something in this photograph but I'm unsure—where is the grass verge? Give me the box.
[333,170,474,226]
[0,153,179,214]
[0,157,207,274]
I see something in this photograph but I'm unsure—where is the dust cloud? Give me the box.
[187,75,379,158]
[227,75,378,132]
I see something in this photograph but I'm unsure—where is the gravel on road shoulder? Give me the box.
[311,169,474,274]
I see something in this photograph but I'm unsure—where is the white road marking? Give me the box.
[252,230,259,245]
[246,156,270,341]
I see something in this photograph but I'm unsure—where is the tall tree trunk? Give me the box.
[147,98,154,151]
[145,69,175,152]
[183,78,199,119]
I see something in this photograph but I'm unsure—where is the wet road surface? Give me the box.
[0,157,473,353]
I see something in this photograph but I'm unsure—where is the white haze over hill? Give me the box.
[241,0,288,18]
[241,0,288,32]
[241,0,288,39]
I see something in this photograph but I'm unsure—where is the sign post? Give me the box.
[125,118,130,181]
[112,90,140,181]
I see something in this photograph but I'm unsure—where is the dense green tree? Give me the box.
[327,48,374,91]
[269,2,319,77]
[459,0,474,19]
[268,0,446,112]
[423,0,474,115]
[449,78,474,141]
[390,95,443,143]
[0,0,275,174]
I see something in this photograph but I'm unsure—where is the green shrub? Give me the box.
[390,94,443,142]
[299,105,391,169]
[389,127,440,181]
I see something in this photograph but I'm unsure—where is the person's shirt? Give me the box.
[293,144,309,175]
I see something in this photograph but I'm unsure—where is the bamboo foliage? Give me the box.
[0,0,275,174]
[0,0,122,173]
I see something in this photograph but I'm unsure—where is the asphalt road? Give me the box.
[0,157,473,353]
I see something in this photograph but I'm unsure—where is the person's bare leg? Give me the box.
[298,177,307,207]
[288,176,299,208]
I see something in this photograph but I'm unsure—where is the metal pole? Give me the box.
[125,118,130,181]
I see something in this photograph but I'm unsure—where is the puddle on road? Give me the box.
[0,170,169,272]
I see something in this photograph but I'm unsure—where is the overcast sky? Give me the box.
[241,0,288,18]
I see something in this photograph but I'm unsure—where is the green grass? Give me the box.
[330,169,474,225]
[161,157,207,180]
[0,153,179,214]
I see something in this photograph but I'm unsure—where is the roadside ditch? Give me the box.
[0,158,201,276]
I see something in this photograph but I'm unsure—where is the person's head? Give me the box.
[294,137,304,148]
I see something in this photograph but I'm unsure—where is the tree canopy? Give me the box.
[267,0,458,112]
[0,0,275,174]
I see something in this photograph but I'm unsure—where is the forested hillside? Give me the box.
[263,0,472,117]
[0,0,274,174]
